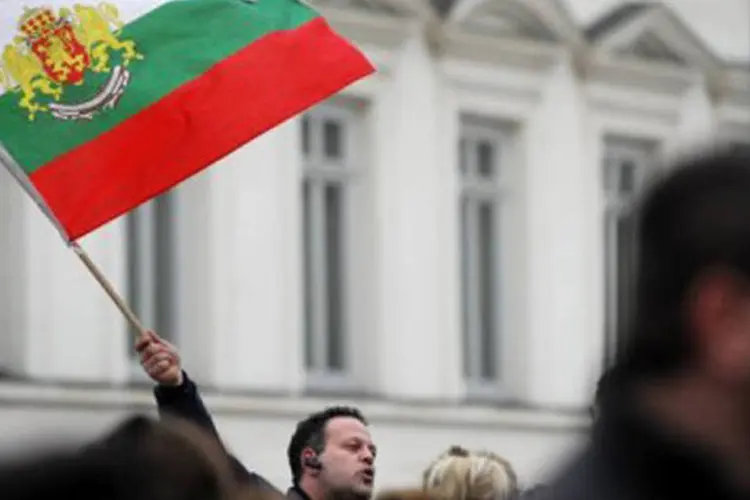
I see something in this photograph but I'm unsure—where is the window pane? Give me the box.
[603,157,618,193]
[302,181,315,369]
[616,208,638,350]
[603,210,618,367]
[460,196,472,378]
[323,120,343,160]
[126,210,143,325]
[619,159,637,195]
[459,138,468,175]
[324,183,345,370]
[478,201,497,380]
[604,206,638,367]
[603,139,653,366]
[477,140,495,178]
[301,116,311,157]
[127,195,176,349]
[154,194,174,339]
[127,204,155,334]
[301,105,361,380]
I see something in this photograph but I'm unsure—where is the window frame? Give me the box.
[602,137,656,368]
[301,102,364,392]
[459,118,511,400]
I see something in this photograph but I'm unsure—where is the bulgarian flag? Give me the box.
[0,0,374,241]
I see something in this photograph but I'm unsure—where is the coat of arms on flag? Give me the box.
[1,3,143,121]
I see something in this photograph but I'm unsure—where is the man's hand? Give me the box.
[135,331,184,387]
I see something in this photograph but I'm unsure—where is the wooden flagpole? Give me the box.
[70,241,148,337]
[0,142,148,338]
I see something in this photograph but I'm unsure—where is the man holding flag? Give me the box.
[0,1,378,497]
[136,331,378,500]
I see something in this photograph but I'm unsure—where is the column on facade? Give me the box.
[18,194,129,383]
[203,121,304,392]
[522,59,598,408]
[372,31,463,400]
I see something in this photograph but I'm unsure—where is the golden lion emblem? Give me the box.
[0,3,143,121]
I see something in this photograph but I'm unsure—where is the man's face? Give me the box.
[724,293,750,391]
[318,417,376,500]
[692,271,750,393]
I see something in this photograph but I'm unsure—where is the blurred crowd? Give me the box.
[0,412,531,500]
[2,145,750,500]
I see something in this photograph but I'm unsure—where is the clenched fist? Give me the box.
[135,331,183,387]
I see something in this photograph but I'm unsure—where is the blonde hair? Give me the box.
[422,446,517,500]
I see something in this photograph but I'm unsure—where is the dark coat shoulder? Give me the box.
[153,372,280,493]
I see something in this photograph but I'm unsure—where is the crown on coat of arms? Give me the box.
[18,7,59,39]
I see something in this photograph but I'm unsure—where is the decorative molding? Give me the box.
[442,28,565,70]
[316,0,745,109]
[592,6,717,63]
[716,95,750,144]
[0,382,588,432]
[424,12,447,57]
[311,0,422,50]
[616,31,688,67]
[586,80,682,137]
[585,51,699,97]
[586,4,724,97]
[436,0,589,82]
[309,0,416,16]
[446,0,585,49]
[454,1,558,42]
[442,55,552,107]
[718,66,750,108]
[415,5,594,84]
[384,0,433,17]
[441,57,548,123]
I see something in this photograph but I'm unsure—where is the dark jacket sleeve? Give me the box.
[153,371,279,492]
[154,372,219,435]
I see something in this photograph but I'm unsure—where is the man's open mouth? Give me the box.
[361,468,375,485]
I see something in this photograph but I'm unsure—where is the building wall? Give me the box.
[0,0,748,490]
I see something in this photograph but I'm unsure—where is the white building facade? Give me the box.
[0,0,748,489]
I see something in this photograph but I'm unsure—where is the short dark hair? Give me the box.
[287,406,368,484]
[616,144,750,380]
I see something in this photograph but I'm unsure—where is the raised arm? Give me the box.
[135,331,275,490]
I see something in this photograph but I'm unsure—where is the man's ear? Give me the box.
[301,448,322,476]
